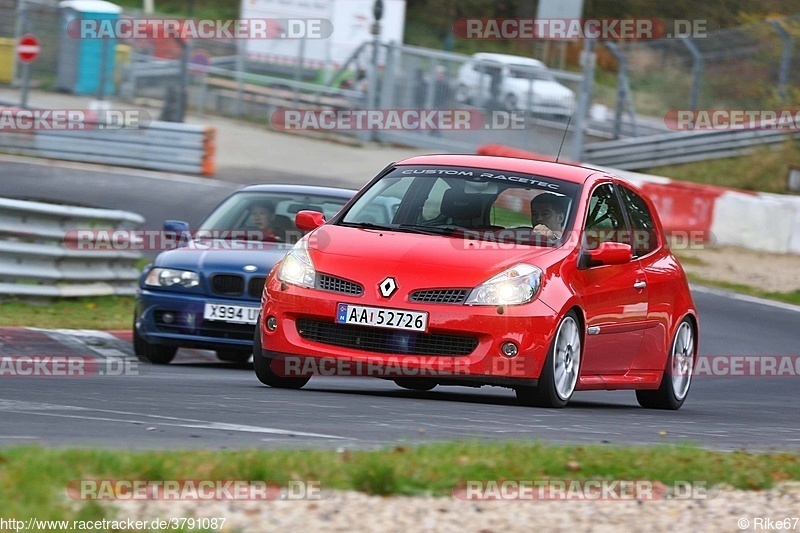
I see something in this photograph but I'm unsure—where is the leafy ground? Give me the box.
[1,443,799,522]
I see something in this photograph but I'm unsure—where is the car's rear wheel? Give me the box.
[394,379,436,391]
[216,349,252,365]
[253,314,310,389]
[133,315,176,365]
[636,319,695,410]
[516,311,581,408]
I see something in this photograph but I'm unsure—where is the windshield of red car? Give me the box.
[338,165,580,246]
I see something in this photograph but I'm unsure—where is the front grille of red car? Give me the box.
[409,289,470,304]
[211,274,245,296]
[295,319,478,356]
[316,274,364,296]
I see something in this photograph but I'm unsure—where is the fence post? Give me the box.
[769,20,792,102]
[570,38,596,162]
[234,38,245,117]
[602,41,638,139]
[680,36,702,111]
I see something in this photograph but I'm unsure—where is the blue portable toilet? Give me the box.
[56,0,122,95]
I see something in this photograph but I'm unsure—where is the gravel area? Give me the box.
[675,245,800,294]
[115,484,800,532]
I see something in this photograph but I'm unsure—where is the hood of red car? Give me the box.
[307,225,561,286]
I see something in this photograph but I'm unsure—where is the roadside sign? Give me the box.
[17,34,40,64]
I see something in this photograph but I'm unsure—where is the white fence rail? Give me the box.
[0,197,143,297]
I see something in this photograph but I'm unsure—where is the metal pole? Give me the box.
[293,37,306,107]
[20,63,31,108]
[570,39,596,162]
[234,38,245,117]
[14,0,25,86]
[96,38,109,101]
[769,20,792,102]
[177,39,190,122]
[680,37,702,111]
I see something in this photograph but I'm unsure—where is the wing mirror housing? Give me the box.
[578,242,633,269]
[295,210,326,232]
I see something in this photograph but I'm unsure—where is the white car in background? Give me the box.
[455,53,576,117]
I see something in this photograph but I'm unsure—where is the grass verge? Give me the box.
[1,443,799,519]
[0,296,134,330]
[644,141,800,194]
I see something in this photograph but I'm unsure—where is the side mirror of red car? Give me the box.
[579,242,633,269]
[295,210,326,232]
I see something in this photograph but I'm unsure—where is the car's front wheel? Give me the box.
[516,311,582,408]
[636,318,695,410]
[133,315,176,365]
[253,314,310,389]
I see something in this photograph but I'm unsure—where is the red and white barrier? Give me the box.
[477,144,800,255]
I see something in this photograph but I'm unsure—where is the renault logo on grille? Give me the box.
[379,277,398,298]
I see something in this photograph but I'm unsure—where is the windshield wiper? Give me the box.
[340,221,396,231]
[397,224,465,236]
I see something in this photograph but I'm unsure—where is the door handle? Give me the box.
[633,280,647,290]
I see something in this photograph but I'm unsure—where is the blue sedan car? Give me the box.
[134,184,355,364]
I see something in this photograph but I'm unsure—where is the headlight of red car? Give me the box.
[277,239,316,288]
[465,264,543,306]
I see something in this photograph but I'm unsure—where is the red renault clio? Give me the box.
[254,155,698,409]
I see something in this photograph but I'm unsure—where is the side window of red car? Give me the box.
[584,184,628,248]
[618,185,658,256]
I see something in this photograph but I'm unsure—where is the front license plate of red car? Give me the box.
[203,304,259,324]
[336,304,428,332]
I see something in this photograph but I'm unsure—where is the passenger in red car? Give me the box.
[530,193,568,240]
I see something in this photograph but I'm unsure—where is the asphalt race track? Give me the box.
[0,160,799,451]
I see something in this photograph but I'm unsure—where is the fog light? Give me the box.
[162,312,175,324]
[266,316,278,331]
[500,341,518,358]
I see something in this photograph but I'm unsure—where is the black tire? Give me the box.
[394,379,436,391]
[636,318,695,410]
[216,349,252,365]
[253,314,310,389]
[133,315,177,365]
[516,311,582,408]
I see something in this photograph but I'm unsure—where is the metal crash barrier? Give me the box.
[0,197,144,297]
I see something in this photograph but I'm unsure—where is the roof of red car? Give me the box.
[395,154,603,185]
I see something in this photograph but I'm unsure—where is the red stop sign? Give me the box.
[17,34,40,64]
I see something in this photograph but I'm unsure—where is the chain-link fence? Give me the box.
[604,15,800,120]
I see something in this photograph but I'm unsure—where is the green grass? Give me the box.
[0,296,134,330]
[113,0,238,18]
[1,443,799,520]
[645,141,800,194]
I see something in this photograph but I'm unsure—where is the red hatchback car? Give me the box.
[254,155,698,409]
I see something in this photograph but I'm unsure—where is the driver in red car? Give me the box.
[530,193,568,240]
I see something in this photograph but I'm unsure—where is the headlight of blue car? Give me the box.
[144,268,200,288]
